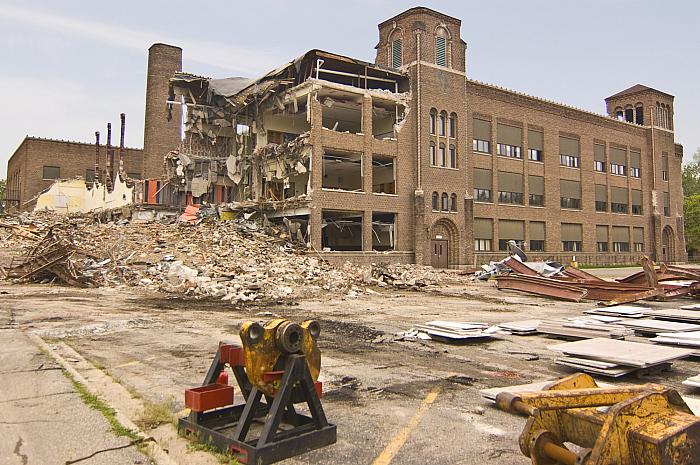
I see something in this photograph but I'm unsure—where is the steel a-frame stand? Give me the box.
[179,347,336,465]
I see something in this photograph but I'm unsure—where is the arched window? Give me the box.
[429,109,437,134]
[449,113,457,138]
[391,38,402,69]
[635,105,644,125]
[432,192,439,210]
[439,143,446,167]
[450,193,458,212]
[441,192,449,211]
[435,26,450,67]
[429,142,436,165]
[449,145,457,168]
[615,108,624,121]
[438,111,447,136]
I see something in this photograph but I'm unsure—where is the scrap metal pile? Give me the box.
[486,251,700,305]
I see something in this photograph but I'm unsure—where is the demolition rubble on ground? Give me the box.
[0,210,462,303]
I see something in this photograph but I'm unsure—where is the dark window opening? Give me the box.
[432,192,439,211]
[595,201,607,212]
[625,108,634,123]
[613,242,630,252]
[530,240,545,252]
[42,166,60,180]
[450,193,457,212]
[499,191,524,205]
[528,149,543,162]
[474,188,492,202]
[562,241,581,252]
[441,192,449,211]
[611,202,628,214]
[322,210,363,251]
[635,106,644,125]
[391,39,402,68]
[372,212,395,251]
[372,154,395,194]
[597,242,609,252]
[322,150,363,191]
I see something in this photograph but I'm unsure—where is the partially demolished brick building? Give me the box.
[5,7,687,267]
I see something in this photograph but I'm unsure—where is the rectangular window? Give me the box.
[430,144,436,165]
[449,114,456,138]
[560,197,581,209]
[596,225,608,252]
[563,241,582,252]
[438,145,446,167]
[529,221,545,252]
[372,154,396,194]
[625,108,634,123]
[499,191,524,205]
[595,201,608,212]
[631,189,642,215]
[634,242,644,252]
[611,202,628,213]
[597,242,609,252]
[629,167,640,177]
[560,154,580,168]
[529,175,544,207]
[595,184,607,212]
[528,129,544,162]
[473,139,490,153]
[391,39,402,68]
[449,146,457,168]
[610,187,628,214]
[498,172,523,205]
[560,179,581,210]
[664,191,670,217]
[498,219,525,251]
[474,218,493,251]
[635,107,644,125]
[474,188,492,202]
[497,144,522,159]
[85,169,95,183]
[42,166,60,180]
[474,239,492,252]
[561,223,582,252]
[528,149,543,161]
[435,36,447,66]
[472,118,491,153]
[610,163,627,176]
[594,143,606,172]
[630,149,641,178]
[530,240,545,252]
[529,194,544,206]
[560,136,580,168]
[662,153,669,181]
[322,150,363,191]
[497,123,522,159]
[613,242,630,252]
[473,168,492,202]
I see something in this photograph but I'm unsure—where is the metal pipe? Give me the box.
[106,123,113,190]
[119,113,126,177]
[541,441,577,465]
[94,131,100,184]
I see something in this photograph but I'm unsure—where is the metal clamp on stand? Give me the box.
[179,319,336,465]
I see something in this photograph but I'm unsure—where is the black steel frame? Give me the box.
[179,350,336,464]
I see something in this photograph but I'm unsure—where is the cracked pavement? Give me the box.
[0,327,147,465]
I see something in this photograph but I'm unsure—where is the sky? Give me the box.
[1,0,699,178]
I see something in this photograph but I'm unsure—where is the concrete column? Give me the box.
[362,209,373,252]
[362,95,373,195]
[142,43,182,180]
[310,206,322,251]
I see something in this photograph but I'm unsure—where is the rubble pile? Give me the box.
[366,263,467,289]
[0,213,356,302]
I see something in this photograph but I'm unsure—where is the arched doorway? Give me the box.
[661,226,675,262]
[430,218,459,268]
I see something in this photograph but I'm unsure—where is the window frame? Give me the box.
[42,165,60,180]
[473,139,490,154]
[474,188,492,203]
[391,38,403,68]
[560,154,580,168]
[435,36,447,67]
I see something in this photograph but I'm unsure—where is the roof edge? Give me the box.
[378,6,461,28]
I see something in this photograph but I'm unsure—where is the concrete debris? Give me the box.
[0,211,467,302]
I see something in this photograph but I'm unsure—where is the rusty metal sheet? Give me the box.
[562,266,605,282]
[503,257,539,276]
[495,275,587,302]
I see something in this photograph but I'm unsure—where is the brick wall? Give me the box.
[6,137,143,210]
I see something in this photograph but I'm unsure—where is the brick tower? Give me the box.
[142,43,182,180]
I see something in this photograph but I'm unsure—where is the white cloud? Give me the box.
[0,4,282,76]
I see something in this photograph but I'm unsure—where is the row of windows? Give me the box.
[474,222,645,253]
[429,142,457,168]
[475,239,645,253]
[430,109,457,138]
[475,187,644,214]
[390,30,451,69]
[431,192,458,212]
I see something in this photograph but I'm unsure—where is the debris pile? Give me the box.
[367,263,469,289]
[400,321,494,343]
[0,213,360,301]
